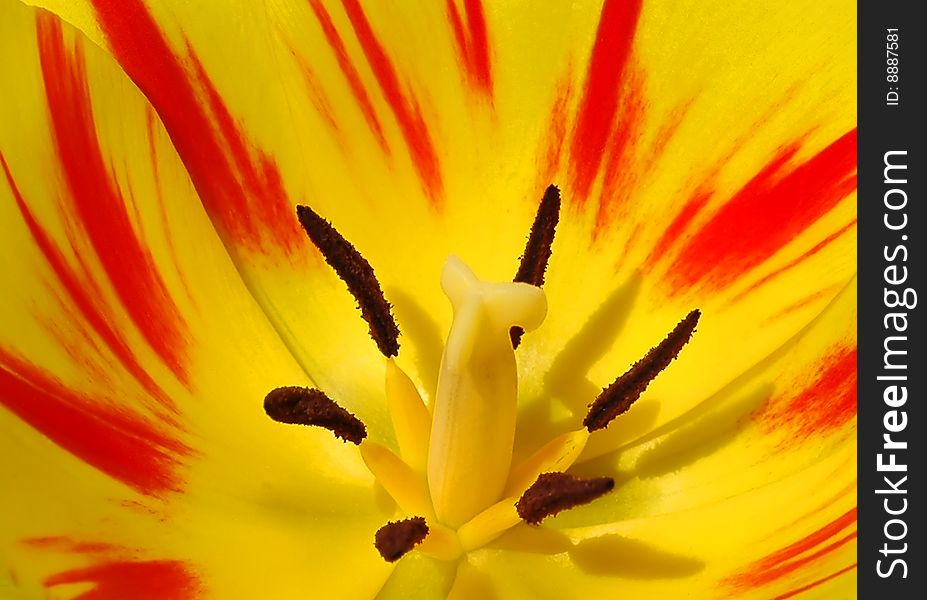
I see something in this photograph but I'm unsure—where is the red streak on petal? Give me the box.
[23,537,127,556]
[463,0,492,95]
[611,220,644,274]
[750,532,856,590]
[1,153,178,414]
[445,0,493,97]
[296,57,344,140]
[643,189,713,270]
[40,302,115,390]
[0,350,187,496]
[727,219,856,306]
[184,49,300,253]
[642,99,691,174]
[446,2,468,70]
[44,560,199,600]
[666,130,857,294]
[758,347,857,440]
[145,108,198,307]
[340,0,445,204]
[724,508,857,591]
[593,81,645,235]
[770,564,856,600]
[306,0,390,155]
[88,0,304,254]
[536,75,573,193]
[569,0,642,201]
[36,18,190,386]
[761,284,843,323]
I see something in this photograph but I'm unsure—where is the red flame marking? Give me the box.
[88,0,304,254]
[759,348,857,440]
[306,0,390,155]
[666,130,857,294]
[593,80,645,234]
[445,0,493,97]
[44,560,199,600]
[1,154,178,413]
[144,108,198,307]
[770,564,856,600]
[296,57,345,141]
[761,284,844,323]
[641,100,692,174]
[724,508,856,591]
[644,189,713,269]
[568,0,642,201]
[728,219,856,305]
[536,76,574,193]
[0,350,187,496]
[23,537,127,556]
[340,0,445,204]
[37,17,191,386]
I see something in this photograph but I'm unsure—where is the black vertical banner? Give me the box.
[859,0,924,597]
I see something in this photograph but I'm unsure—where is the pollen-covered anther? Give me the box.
[516,472,615,525]
[374,517,429,562]
[584,309,701,432]
[511,184,561,348]
[264,386,366,444]
[296,204,400,357]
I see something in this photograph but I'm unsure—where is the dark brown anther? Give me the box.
[296,205,400,357]
[584,309,701,432]
[511,184,561,348]
[515,184,561,288]
[516,472,615,525]
[374,517,429,562]
[264,386,366,444]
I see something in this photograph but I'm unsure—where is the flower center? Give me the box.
[264,186,700,563]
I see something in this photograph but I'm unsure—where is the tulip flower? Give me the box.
[1,0,856,598]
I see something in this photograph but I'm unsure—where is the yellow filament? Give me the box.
[504,428,590,497]
[418,523,464,561]
[385,359,432,471]
[456,496,522,552]
[360,442,432,518]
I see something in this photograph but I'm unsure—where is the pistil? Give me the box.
[427,256,547,527]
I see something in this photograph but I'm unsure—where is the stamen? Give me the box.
[511,185,561,347]
[374,516,429,562]
[584,309,701,432]
[264,386,366,444]
[516,472,615,525]
[296,205,400,357]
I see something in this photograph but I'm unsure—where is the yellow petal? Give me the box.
[30,0,854,454]
[375,552,457,600]
[1,5,390,597]
[8,0,856,596]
